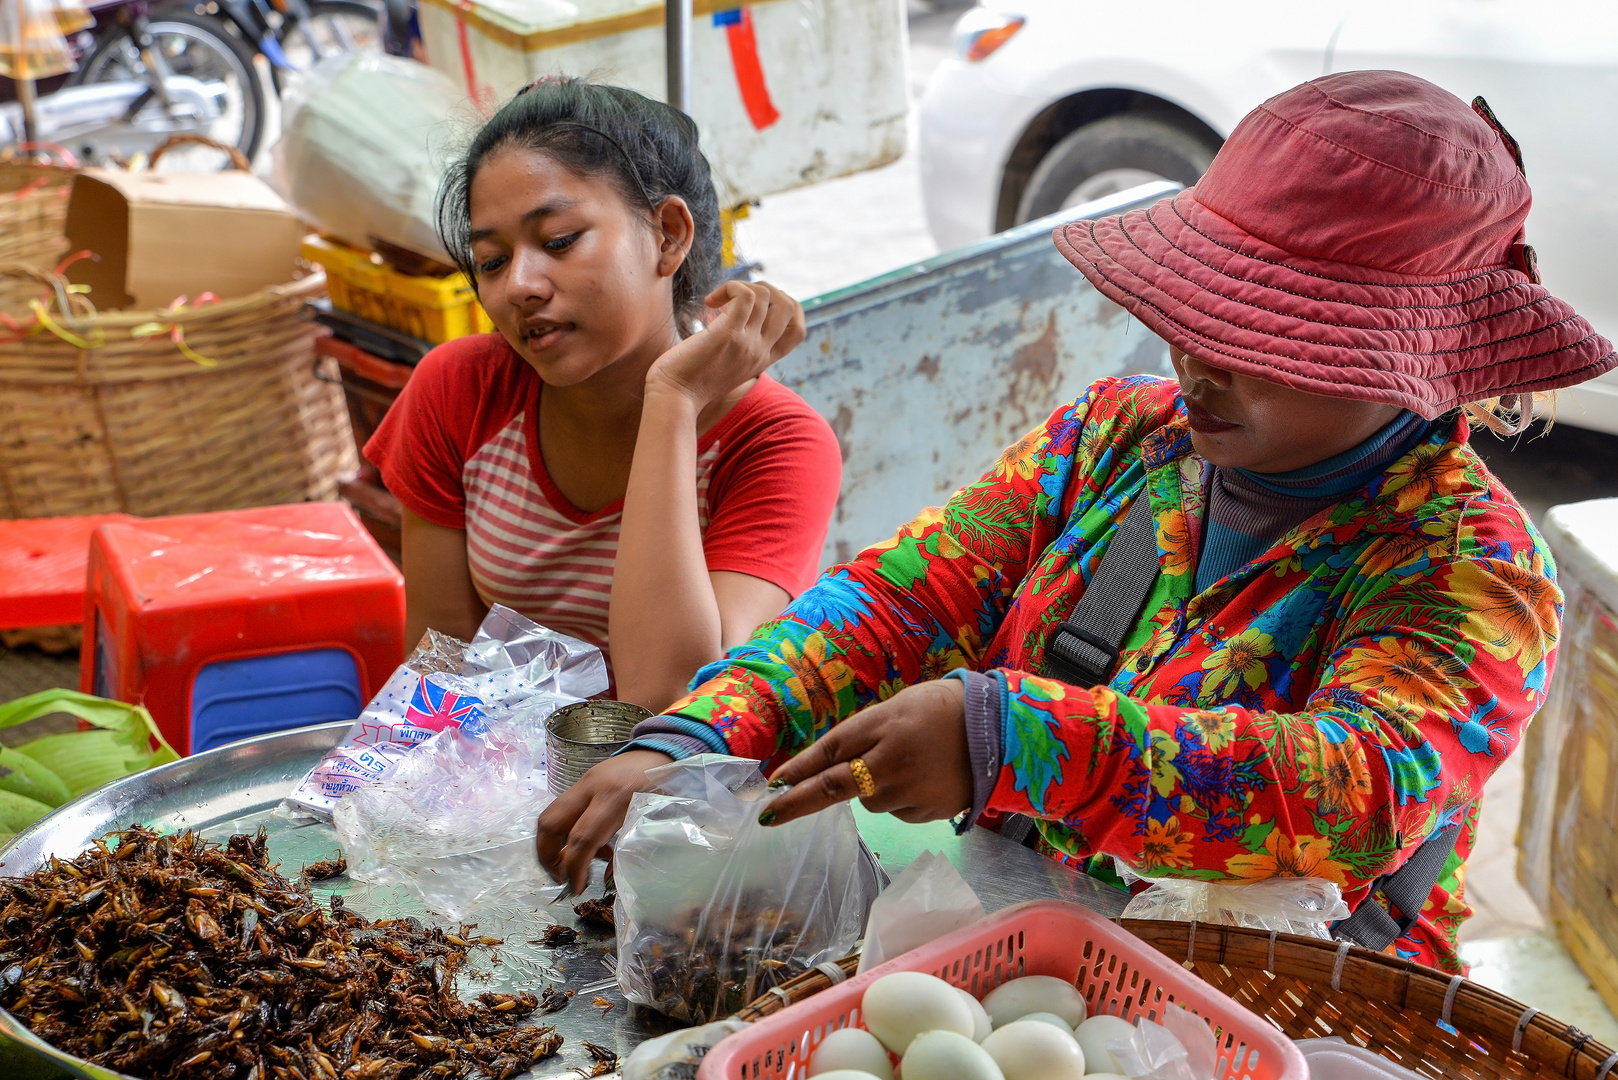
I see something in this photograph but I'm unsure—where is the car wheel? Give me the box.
[1014,114,1221,225]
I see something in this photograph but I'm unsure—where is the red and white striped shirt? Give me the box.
[366,333,841,679]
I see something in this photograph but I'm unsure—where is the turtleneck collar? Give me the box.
[1195,410,1431,593]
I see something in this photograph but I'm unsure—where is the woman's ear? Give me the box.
[654,196,695,280]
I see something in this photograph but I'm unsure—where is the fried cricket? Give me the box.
[571,895,615,930]
[0,826,562,1080]
[300,855,348,881]
[573,1041,619,1077]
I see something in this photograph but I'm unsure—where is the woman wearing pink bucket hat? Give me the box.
[538,71,1613,972]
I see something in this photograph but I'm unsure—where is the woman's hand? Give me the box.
[536,748,674,894]
[645,281,805,409]
[760,679,973,828]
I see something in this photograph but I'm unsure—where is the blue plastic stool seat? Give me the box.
[190,649,363,754]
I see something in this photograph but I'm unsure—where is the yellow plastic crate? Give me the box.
[302,235,493,344]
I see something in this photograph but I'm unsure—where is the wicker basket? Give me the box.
[737,921,1618,1080]
[0,267,358,519]
[1121,922,1617,1080]
[0,152,74,314]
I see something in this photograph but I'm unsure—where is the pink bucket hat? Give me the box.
[1053,70,1616,419]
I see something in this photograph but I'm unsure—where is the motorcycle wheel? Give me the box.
[276,0,387,91]
[68,8,266,168]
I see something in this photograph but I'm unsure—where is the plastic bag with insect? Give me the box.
[613,754,886,1022]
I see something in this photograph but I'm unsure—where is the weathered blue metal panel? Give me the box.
[771,183,1181,568]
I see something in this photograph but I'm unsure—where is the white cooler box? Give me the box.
[416,0,910,205]
[1519,497,1618,1017]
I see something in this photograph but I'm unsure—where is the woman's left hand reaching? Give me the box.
[759,679,974,828]
[645,280,805,408]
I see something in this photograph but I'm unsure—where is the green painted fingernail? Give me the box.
[757,809,777,827]
[767,778,788,789]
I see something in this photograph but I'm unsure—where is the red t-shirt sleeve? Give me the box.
[701,377,842,596]
[364,334,527,530]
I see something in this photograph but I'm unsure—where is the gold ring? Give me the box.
[849,757,876,798]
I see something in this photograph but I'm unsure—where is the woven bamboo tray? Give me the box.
[0,268,358,519]
[737,921,1617,1080]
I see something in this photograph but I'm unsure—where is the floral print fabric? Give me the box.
[665,376,1560,971]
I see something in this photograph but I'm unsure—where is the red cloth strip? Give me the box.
[726,8,779,131]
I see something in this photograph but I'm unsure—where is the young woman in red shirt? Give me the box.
[366,80,841,709]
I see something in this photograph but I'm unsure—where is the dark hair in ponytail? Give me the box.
[437,78,722,333]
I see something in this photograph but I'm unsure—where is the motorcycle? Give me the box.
[0,0,399,168]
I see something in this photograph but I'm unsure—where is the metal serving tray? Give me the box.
[0,721,1129,1080]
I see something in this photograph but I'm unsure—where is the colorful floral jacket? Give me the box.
[665,376,1561,971]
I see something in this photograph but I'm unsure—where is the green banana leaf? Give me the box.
[0,747,70,807]
[0,691,171,1080]
[0,690,178,817]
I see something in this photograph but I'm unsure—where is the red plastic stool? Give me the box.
[0,515,135,630]
[82,503,406,755]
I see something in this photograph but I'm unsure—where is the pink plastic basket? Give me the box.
[699,900,1308,1080]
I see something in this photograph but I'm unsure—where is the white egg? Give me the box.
[957,987,993,1042]
[809,1028,894,1080]
[1075,1014,1139,1074]
[809,1072,886,1080]
[1017,1011,1074,1034]
[861,971,975,1054]
[981,1020,1087,1080]
[899,1030,1007,1080]
[982,975,1088,1029]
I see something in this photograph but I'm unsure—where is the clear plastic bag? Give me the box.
[270,52,470,262]
[856,849,984,974]
[620,1019,750,1080]
[283,604,607,819]
[614,755,886,1022]
[1118,875,1350,939]
[332,706,555,920]
[1108,1007,1216,1080]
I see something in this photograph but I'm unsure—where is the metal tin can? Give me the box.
[545,700,652,796]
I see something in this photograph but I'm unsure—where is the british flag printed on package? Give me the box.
[283,605,608,818]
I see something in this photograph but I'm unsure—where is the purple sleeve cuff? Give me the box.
[617,734,712,760]
[944,669,1003,835]
[617,714,731,762]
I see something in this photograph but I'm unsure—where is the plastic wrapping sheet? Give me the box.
[1118,877,1349,939]
[270,53,470,261]
[856,848,984,974]
[1519,498,1618,1014]
[284,604,607,819]
[1108,1008,1216,1080]
[613,755,885,1022]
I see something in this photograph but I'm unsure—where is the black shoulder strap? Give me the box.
[1008,494,1162,850]
[1042,492,1161,688]
[1333,822,1462,952]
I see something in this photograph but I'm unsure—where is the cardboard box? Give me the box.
[64,169,305,310]
[1519,497,1618,1016]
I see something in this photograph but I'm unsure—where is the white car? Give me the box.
[918,1,1618,434]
